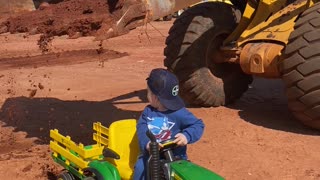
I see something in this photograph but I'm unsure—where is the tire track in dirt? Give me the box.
[0,49,128,70]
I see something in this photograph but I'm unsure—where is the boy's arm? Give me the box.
[179,108,205,144]
[137,108,150,154]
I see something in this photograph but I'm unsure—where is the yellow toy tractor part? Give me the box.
[105,119,139,180]
[50,119,139,180]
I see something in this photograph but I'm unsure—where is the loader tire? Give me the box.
[280,2,320,129]
[164,2,252,106]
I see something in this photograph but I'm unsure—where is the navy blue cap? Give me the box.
[147,68,185,110]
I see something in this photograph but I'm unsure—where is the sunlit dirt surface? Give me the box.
[0,21,319,179]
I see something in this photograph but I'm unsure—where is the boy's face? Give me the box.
[147,86,159,108]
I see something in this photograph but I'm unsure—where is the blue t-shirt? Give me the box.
[137,105,205,157]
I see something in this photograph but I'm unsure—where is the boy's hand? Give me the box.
[173,133,188,146]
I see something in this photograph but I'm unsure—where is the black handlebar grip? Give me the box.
[146,130,156,142]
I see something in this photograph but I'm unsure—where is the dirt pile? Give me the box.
[0,0,125,38]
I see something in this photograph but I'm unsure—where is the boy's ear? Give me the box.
[152,94,160,103]
[152,93,159,101]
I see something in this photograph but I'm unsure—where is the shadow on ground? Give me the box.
[228,77,320,135]
[0,89,147,145]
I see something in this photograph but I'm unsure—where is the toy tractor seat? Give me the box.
[107,119,139,180]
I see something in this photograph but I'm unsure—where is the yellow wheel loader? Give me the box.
[158,0,320,129]
[2,0,320,129]
[109,0,320,129]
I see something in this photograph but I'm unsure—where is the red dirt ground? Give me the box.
[0,20,320,180]
[0,0,133,53]
[0,0,125,36]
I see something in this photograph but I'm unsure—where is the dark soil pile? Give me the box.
[0,0,125,38]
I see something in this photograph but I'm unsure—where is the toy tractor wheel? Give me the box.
[83,177,95,180]
[57,171,76,180]
[280,2,320,129]
[83,168,104,180]
[164,2,252,107]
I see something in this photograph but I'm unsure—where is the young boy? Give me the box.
[133,68,205,180]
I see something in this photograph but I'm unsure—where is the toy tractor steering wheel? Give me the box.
[159,138,177,151]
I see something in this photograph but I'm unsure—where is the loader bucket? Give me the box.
[0,0,35,15]
[95,0,202,40]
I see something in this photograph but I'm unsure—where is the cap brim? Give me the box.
[158,96,185,111]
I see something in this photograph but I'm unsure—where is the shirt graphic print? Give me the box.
[147,116,175,142]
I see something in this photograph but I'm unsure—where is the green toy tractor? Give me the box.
[50,119,223,180]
